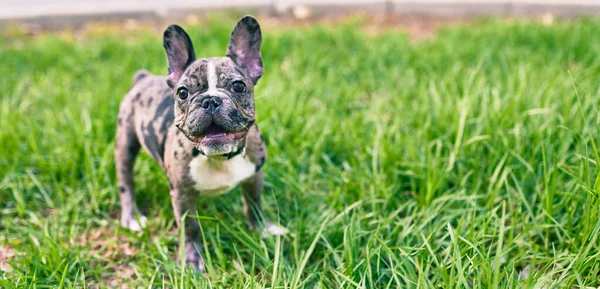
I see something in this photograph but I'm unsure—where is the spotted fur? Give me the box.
[114,16,285,272]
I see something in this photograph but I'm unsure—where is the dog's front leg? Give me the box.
[241,171,288,237]
[170,186,204,271]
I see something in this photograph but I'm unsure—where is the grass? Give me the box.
[1,14,600,288]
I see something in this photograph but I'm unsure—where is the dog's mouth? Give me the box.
[204,123,228,139]
[184,123,248,144]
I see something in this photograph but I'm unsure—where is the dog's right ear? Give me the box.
[163,25,196,88]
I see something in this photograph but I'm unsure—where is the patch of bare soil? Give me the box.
[74,225,140,288]
[5,10,562,43]
[0,245,16,272]
[4,12,467,41]
[255,12,467,40]
[76,227,139,258]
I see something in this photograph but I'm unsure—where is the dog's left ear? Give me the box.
[226,16,263,84]
[163,25,196,88]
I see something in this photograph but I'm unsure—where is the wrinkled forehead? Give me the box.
[179,57,248,88]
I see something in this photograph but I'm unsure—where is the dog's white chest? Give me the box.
[188,154,256,196]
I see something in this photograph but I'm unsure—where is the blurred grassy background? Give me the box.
[1,14,600,288]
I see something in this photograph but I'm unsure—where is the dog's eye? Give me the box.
[176,88,189,100]
[231,81,246,93]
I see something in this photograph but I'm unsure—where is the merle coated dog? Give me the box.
[114,16,286,271]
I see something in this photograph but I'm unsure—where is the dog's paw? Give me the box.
[187,257,205,273]
[121,215,147,232]
[177,245,205,273]
[261,222,289,238]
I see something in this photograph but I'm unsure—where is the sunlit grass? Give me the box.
[1,15,600,288]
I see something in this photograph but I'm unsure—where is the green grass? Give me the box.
[1,14,600,288]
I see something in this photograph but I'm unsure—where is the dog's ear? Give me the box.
[163,25,196,88]
[226,16,263,84]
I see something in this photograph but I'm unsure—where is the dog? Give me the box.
[114,16,286,271]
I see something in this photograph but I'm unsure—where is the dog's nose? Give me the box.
[200,97,222,112]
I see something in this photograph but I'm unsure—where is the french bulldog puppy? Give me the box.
[114,16,286,271]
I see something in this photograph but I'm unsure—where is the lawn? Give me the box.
[1,14,600,288]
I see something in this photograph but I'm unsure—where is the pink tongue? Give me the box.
[205,123,226,137]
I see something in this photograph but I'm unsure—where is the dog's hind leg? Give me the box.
[115,107,147,231]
